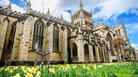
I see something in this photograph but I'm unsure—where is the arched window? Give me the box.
[84,44,89,55]
[53,25,59,52]
[32,20,44,51]
[84,44,89,61]
[6,22,16,54]
[72,43,77,57]
[106,33,114,55]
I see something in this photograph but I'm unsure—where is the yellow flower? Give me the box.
[9,69,13,73]
[21,66,27,73]
[31,67,36,73]
[13,73,21,77]
[36,71,41,77]
[49,68,55,74]
[93,65,97,70]
[25,73,33,77]
[28,67,36,74]
[5,67,10,71]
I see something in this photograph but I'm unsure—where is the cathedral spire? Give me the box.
[79,0,84,25]
[26,0,31,14]
[80,0,83,10]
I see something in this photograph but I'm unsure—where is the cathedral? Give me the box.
[0,1,136,64]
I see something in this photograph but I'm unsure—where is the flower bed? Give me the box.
[0,62,138,77]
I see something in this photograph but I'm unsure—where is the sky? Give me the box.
[0,0,138,50]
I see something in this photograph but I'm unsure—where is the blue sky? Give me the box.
[0,0,138,49]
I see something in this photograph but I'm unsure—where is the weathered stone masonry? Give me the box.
[0,1,136,63]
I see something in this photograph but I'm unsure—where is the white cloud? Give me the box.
[0,0,10,7]
[11,3,25,13]
[1,0,137,22]
[131,43,138,50]
[126,23,138,34]
[61,11,71,21]
[0,0,71,21]
[30,0,60,14]
[0,0,25,13]
[93,0,138,20]
[29,0,74,21]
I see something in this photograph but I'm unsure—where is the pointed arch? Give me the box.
[72,42,77,57]
[106,32,114,55]
[53,24,59,52]
[84,44,89,62]
[32,19,45,51]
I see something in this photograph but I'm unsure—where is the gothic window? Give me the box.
[6,22,16,54]
[32,20,44,51]
[53,25,59,52]
[84,44,89,61]
[72,43,77,57]
[106,33,114,55]
[84,44,89,55]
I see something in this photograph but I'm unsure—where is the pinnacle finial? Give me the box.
[27,0,31,7]
[8,2,11,9]
[47,8,50,14]
[7,2,12,15]
[26,0,31,14]
[61,13,63,19]
[80,0,83,10]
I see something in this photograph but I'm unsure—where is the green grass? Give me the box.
[0,62,138,77]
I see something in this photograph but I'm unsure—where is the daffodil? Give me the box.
[25,73,33,77]
[21,66,27,73]
[31,67,36,73]
[28,67,36,74]
[36,71,41,77]
[49,68,55,74]
[13,73,21,77]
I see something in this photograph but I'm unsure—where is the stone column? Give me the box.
[102,47,106,62]
[18,16,33,61]
[77,35,84,62]
[11,21,24,61]
[0,18,9,60]
[0,17,15,60]
[47,23,53,61]
[96,46,100,62]
[63,28,68,62]
[103,47,107,62]
[107,41,112,62]
[89,45,94,62]
[118,46,122,62]
[58,25,67,62]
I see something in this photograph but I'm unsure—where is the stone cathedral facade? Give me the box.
[0,1,136,63]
